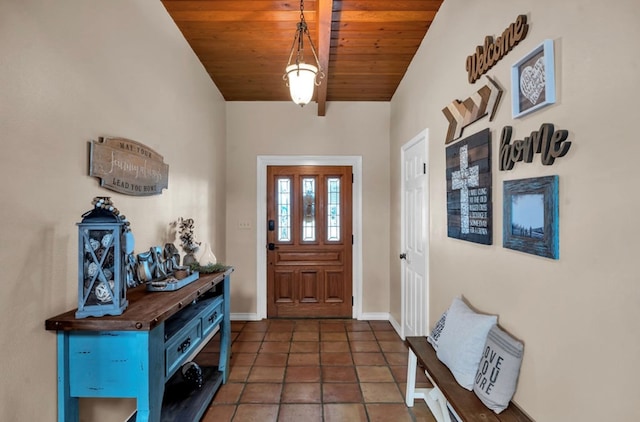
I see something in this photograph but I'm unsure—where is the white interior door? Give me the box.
[401,130,429,339]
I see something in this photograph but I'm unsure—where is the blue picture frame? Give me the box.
[503,176,559,259]
[511,39,556,118]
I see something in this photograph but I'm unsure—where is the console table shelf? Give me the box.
[155,366,223,422]
[45,268,233,422]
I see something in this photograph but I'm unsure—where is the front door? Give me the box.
[267,165,353,318]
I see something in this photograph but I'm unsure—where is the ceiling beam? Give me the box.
[316,0,333,116]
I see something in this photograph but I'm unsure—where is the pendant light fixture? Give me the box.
[283,0,325,106]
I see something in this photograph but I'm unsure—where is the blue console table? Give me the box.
[45,269,232,422]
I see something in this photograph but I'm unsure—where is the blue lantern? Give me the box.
[76,198,132,318]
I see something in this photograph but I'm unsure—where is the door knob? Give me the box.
[399,253,407,260]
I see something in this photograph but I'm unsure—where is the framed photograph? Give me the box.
[503,175,559,259]
[511,40,556,118]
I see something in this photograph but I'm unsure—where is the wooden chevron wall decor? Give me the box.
[442,76,503,144]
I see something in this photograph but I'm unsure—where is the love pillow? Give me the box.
[473,325,524,413]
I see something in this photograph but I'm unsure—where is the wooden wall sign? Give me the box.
[89,137,169,196]
[442,76,503,144]
[466,15,529,84]
[446,128,492,245]
[499,124,571,170]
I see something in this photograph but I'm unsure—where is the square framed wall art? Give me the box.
[503,175,559,259]
[511,39,556,118]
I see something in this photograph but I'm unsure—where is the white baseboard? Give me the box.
[388,314,402,337]
[232,312,393,322]
[358,312,390,321]
[231,313,261,321]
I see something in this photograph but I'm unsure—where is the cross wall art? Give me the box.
[446,128,492,245]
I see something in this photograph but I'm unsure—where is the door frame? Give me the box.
[400,129,430,339]
[257,155,363,320]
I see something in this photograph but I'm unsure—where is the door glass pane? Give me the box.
[302,177,316,241]
[327,177,340,241]
[277,178,291,241]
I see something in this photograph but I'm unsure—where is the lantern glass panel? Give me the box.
[76,220,127,318]
[81,228,117,306]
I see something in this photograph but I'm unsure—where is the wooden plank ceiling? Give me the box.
[162,1,443,115]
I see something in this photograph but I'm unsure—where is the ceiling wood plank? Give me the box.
[170,10,316,22]
[333,1,442,11]
[331,30,427,40]
[330,46,423,55]
[329,53,415,61]
[330,62,408,73]
[183,30,311,42]
[316,0,332,116]
[331,21,429,32]
[332,10,437,22]
[161,0,444,106]
[175,20,315,34]
[163,1,317,12]
[330,37,423,48]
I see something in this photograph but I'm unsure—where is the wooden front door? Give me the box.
[267,165,353,318]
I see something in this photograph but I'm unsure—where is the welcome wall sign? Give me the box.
[466,15,529,84]
[89,137,169,196]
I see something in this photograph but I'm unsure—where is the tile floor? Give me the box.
[195,319,436,422]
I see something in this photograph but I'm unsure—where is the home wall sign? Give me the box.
[442,76,503,144]
[499,124,571,170]
[466,15,529,84]
[89,137,169,196]
[446,128,492,245]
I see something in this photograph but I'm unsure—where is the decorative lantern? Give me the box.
[76,197,132,318]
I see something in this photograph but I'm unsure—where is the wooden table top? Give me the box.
[45,269,232,332]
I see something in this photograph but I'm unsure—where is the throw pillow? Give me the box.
[436,297,497,390]
[427,310,447,350]
[473,325,524,413]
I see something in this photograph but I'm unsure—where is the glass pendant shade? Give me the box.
[286,63,318,106]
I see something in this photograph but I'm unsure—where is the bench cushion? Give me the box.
[436,297,497,390]
[474,325,524,413]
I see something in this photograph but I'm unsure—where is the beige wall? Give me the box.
[225,102,391,317]
[0,1,226,420]
[390,0,640,420]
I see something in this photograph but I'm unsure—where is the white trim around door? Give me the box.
[256,156,363,320]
